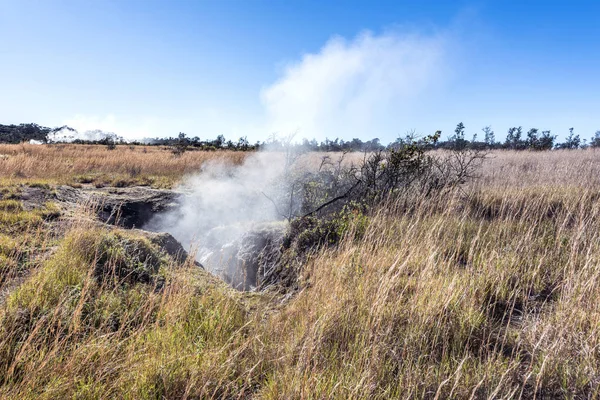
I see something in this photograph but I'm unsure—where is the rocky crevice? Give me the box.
[53,186,182,228]
[13,185,194,266]
[14,184,291,291]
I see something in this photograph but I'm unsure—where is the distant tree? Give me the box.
[526,128,539,149]
[450,122,468,150]
[213,134,226,148]
[556,127,580,149]
[301,138,311,150]
[364,138,383,151]
[172,132,189,155]
[237,136,249,151]
[537,130,556,151]
[350,138,363,151]
[525,128,555,151]
[505,126,525,150]
[328,138,342,152]
[482,126,496,148]
[105,138,116,150]
[590,131,600,148]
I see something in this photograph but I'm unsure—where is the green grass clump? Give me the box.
[0,222,248,398]
[27,182,50,189]
[94,231,168,287]
[0,235,20,281]
[0,200,61,235]
[0,234,18,256]
[6,228,169,313]
[0,210,42,232]
[0,186,21,200]
[0,200,22,212]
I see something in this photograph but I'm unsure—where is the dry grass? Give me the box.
[0,144,249,188]
[478,148,600,188]
[0,148,600,398]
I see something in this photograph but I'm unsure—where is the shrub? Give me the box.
[279,131,485,222]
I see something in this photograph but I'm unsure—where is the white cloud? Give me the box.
[260,30,449,141]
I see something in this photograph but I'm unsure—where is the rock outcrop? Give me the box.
[201,222,287,291]
[17,184,193,266]
[54,186,181,228]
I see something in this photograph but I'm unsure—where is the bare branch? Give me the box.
[302,178,362,218]
[261,191,289,221]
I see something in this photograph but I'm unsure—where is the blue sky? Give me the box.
[1,0,599,143]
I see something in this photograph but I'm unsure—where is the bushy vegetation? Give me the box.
[262,132,486,287]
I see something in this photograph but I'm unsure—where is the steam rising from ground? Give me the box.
[145,152,288,274]
[261,30,447,141]
[49,127,123,143]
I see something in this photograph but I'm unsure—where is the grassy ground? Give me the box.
[0,145,600,398]
[0,143,249,188]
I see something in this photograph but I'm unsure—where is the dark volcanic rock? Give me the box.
[19,186,55,210]
[55,186,181,228]
[10,184,199,275]
[204,222,286,291]
[93,187,181,228]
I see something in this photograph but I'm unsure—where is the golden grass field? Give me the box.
[1,144,600,398]
[0,143,248,188]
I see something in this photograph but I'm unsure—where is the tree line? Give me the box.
[445,123,600,151]
[1,122,600,151]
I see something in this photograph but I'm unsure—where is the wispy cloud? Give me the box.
[260,30,449,141]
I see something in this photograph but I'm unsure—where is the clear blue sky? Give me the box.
[1,0,599,143]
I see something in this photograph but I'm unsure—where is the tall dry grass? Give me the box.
[0,144,248,187]
[0,149,600,398]
[478,148,600,188]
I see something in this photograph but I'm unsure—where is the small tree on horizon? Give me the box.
[556,127,581,149]
[590,131,600,148]
[505,126,524,150]
[525,128,555,151]
[450,122,468,150]
[172,132,189,155]
[538,130,556,150]
[482,126,495,148]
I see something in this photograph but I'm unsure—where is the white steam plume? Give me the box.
[145,151,287,271]
[261,30,448,141]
